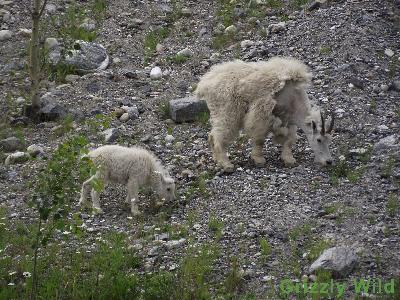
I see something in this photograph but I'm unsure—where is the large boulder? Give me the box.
[169,96,209,123]
[48,39,109,73]
[309,246,358,278]
[0,137,25,152]
[5,152,30,165]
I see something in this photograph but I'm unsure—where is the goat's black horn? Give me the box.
[320,112,326,135]
[327,113,335,133]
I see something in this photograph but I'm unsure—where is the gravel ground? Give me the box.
[1,0,399,298]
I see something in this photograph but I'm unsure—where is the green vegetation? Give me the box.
[144,27,171,64]
[289,0,310,9]
[184,172,212,200]
[212,32,236,49]
[259,238,272,260]
[167,53,189,64]
[381,155,396,178]
[266,0,284,9]
[387,193,399,217]
[319,46,332,55]
[197,111,210,126]
[329,158,365,185]
[208,214,224,240]
[158,100,171,120]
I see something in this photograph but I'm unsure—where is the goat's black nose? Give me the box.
[326,160,333,166]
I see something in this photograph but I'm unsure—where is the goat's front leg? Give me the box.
[79,175,96,206]
[126,178,141,216]
[281,125,297,166]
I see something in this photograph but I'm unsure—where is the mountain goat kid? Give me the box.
[195,57,334,172]
[79,145,176,215]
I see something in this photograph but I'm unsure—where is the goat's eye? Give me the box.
[167,188,171,191]
[317,138,322,143]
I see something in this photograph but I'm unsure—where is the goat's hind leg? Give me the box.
[126,178,141,216]
[209,128,235,172]
[281,125,297,166]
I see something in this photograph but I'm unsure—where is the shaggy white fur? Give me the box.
[196,57,333,171]
[79,145,176,215]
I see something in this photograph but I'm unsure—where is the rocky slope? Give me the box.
[0,0,399,298]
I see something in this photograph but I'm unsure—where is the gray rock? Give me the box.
[45,3,57,14]
[102,128,119,143]
[80,19,96,31]
[224,25,237,35]
[15,97,25,105]
[384,49,394,57]
[27,144,44,157]
[121,105,139,119]
[45,37,59,50]
[165,134,175,143]
[48,40,109,73]
[177,48,193,57]
[268,22,286,34]
[38,96,68,121]
[0,29,12,41]
[165,238,186,249]
[119,113,130,122]
[0,137,24,152]
[5,152,30,165]
[150,67,162,80]
[374,135,398,151]
[169,96,209,123]
[309,246,358,278]
[65,74,80,83]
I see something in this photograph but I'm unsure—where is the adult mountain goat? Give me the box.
[195,57,334,172]
[79,145,176,215]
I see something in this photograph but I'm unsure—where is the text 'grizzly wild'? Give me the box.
[195,57,334,172]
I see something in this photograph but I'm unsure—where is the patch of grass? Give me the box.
[258,177,269,190]
[307,239,332,263]
[319,46,332,55]
[212,32,236,49]
[144,27,170,64]
[184,172,212,200]
[47,62,77,83]
[56,2,98,42]
[381,155,396,178]
[86,113,113,133]
[91,0,107,23]
[197,111,210,126]
[396,107,400,120]
[266,0,284,9]
[167,54,189,64]
[175,243,219,300]
[259,238,272,260]
[216,0,236,27]
[329,159,365,185]
[158,100,171,120]
[290,0,310,9]
[369,99,377,112]
[52,114,74,137]
[387,193,399,217]
[208,214,224,240]
[388,57,399,78]
[324,203,340,215]
[223,256,244,297]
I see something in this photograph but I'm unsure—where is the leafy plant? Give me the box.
[259,238,272,260]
